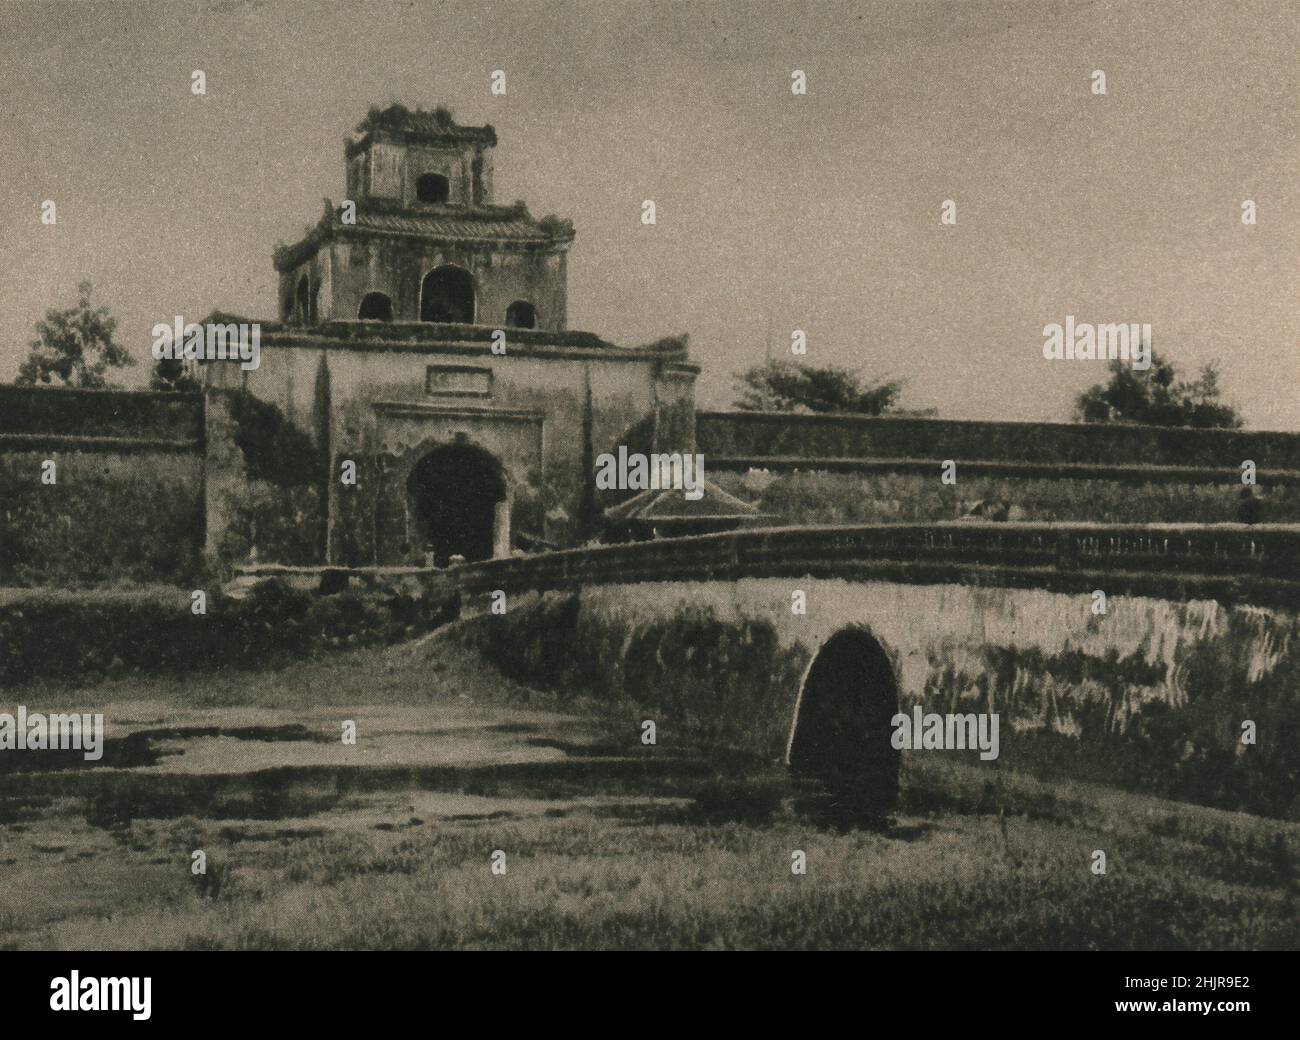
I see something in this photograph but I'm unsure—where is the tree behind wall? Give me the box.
[15,281,134,389]
[1075,351,1243,429]
[733,361,905,415]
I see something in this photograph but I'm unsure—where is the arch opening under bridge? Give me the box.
[786,626,901,818]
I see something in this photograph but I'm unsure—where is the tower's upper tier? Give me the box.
[272,105,576,331]
[345,104,499,208]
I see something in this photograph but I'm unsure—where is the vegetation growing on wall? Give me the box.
[0,385,205,586]
[957,633,1300,820]
[216,392,326,566]
[461,589,1300,821]
[0,384,202,440]
[459,593,810,762]
[227,392,320,487]
[710,469,1300,525]
[0,578,460,686]
[0,451,202,586]
[697,410,1300,469]
[537,214,575,239]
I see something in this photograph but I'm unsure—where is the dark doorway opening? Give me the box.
[407,441,505,565]
[416,173,450,203]
[787,627,900,819]
[358,292,393,321]
[505,300,536,329]
[295,274,310,324]
[420,265,475,323]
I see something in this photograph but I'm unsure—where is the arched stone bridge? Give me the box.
[249,522,1300,818]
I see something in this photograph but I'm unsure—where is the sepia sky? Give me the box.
[0,0,1295,427]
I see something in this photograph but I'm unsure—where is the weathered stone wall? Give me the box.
[200,389,325,568]
[0,385,203,441]
[324,239,568,331]
[464,578,1300,818]
[220,331,698,564]
[713,469,1300,524]
[0,385,205,585]
[699,411,1300,473]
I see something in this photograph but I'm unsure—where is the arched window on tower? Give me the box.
[420,265,475,324]
[358,292,394,321]
[505,300,536,329]
[416,173,450,204]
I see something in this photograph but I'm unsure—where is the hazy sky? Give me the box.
[1,0,1295,426]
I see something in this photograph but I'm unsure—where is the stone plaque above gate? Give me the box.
[425,364,492,397]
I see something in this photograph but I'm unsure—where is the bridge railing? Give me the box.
[448,522,1300,603]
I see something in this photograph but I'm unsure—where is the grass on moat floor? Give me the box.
[1,634,1297,950]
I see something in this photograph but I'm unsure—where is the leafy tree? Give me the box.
[733,361,904,415]
[15,281,134,388]
[1075,351,1242,429]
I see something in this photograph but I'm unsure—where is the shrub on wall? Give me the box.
[216,392,326,566]
[217,482,323,566]
[226,392,322,488]
[460,593,809,761]
[0,578,460,686]
[712,470,1300,524]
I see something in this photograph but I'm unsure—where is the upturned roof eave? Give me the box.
[273,222,330,271]
[603,484,761,523]
[335,222,574,250]
[273,216,575,271]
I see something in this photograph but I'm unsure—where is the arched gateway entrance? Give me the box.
[786,627,901,819]
[407,441,508,565]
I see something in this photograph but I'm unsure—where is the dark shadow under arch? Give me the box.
[787,627,901,817]
[506,300,536,329]
[358,291,393,321]
[407,440,506,565]
[295,274,309,324]
[416,172,450,203]
[420,265,475,324]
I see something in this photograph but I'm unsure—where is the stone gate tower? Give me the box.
[207,105,698,568]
